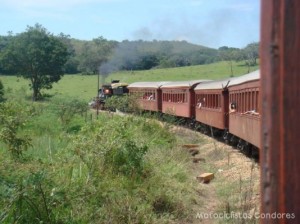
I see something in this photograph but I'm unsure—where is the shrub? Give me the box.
[104,94,141,113]
[0,102,32,159]
[53,98,88,127]
[0,79,5,102]
[70,115,150,177]
[106,139,148,176]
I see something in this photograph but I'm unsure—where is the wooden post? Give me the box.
[260,0,300,223]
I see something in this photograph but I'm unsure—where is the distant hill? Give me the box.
[68,39,219,74]
[123,39,212,53]
[1,33,258,75]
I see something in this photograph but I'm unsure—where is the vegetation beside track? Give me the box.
[0,61,259,223]
[0,91,201,223]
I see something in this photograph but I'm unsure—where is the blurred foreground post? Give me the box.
[260,0,300,223]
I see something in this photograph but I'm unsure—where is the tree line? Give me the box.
[0,24,259,101]
[64,39,258,75]
[0,24,259,76]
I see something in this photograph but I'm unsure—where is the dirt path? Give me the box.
[170,126,260,224]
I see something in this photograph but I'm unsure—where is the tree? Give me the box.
[78,37,117,75]
[58,33,79,74]
[0,79,4,102]
[136,53,159,69]
[0,24,70,101]
[231,42,259,73]
[243,42,259,72]
[218,46,240,77]
[0,34,14,74]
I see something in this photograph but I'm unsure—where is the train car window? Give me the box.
[215,94,217,109]
[207,95,209,106]
[229,102,237,114]
[231,102,237,109]
[229,88,260,115]
[196,93,221,110]
[140,90,156,101]
[245,92,247,112]
[238,92,241,113]
[162,90,188,103]
[255,90,259,113]
[252,91,255,112]
[250,91,253,112]
[241,92,244,113]
[241,92,243,112]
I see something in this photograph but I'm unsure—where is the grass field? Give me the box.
[108,60,258,83]
[0,61,258,101]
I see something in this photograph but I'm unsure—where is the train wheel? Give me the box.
[230,135,238,147]
[241,143,252,157]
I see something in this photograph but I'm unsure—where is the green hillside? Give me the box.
[107,60,258,83]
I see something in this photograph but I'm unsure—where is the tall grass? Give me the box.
[0,88,199,223]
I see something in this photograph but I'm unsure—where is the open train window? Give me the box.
[196,93,221,109]
[229,89,259,115]
[163,90,188,103]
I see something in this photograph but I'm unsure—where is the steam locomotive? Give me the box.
[90,80,129,109]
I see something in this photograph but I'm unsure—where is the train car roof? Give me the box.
[194,78,232,90]
[194,70,260,90]
[160,80,211,89]
[227,70,260,87]
[127,81,170,89]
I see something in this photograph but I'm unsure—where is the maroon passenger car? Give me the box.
[227,70,261,149]
[194,78,231,130]
[160,80,210,118]
[127,82,169,112]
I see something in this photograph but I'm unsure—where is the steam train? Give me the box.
[127,70,260,157]
[90,80,129,109]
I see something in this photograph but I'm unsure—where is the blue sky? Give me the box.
[0,0,260,49]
